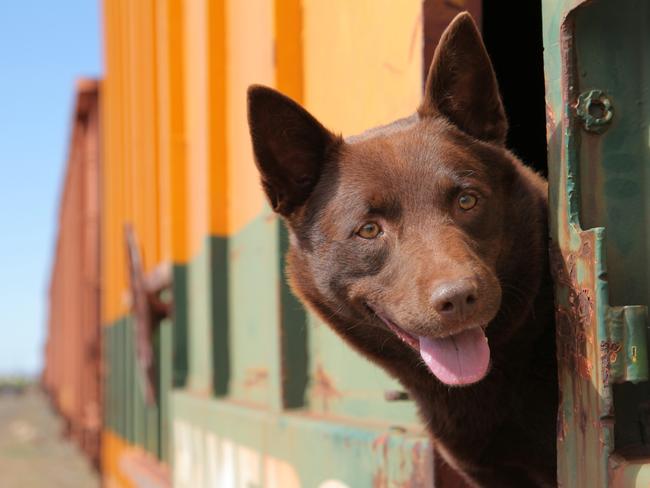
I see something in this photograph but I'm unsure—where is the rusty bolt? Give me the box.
[576,89,614,133]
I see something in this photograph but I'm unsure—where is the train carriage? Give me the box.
[44,1,650,486]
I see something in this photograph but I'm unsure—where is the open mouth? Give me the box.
[367,305,491,386]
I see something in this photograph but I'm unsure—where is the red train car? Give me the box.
[43,79,102,468]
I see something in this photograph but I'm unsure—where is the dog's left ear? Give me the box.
[419,12,507,145]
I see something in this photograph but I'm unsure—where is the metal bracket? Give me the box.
[604,305,649,385]
[125,224,173,405]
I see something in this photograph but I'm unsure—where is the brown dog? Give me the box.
[247,12,557,488]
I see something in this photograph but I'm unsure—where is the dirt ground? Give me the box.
[0,386,99,488]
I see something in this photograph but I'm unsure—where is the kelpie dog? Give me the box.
[247,12,557,488]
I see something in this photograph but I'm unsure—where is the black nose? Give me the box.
[432,279,478,322]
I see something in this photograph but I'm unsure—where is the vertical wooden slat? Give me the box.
[183,0,213,394]
[274,0,310,409]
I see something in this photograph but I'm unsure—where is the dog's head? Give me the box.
[247,13,544,387]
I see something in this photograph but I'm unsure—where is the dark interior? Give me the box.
[482,0,548,176]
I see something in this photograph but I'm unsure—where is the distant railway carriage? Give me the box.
[44,79,101,468]
[45,0,650,486]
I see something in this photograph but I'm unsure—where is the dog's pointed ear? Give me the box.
[419,12,507,145]
[247,85,339,217]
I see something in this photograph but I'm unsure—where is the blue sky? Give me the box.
[0,2,101,376]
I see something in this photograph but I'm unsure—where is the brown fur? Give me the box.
[247,13,557,488]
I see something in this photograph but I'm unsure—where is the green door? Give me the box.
[543,0,650,485]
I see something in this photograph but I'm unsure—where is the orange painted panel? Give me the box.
[102,0,166,323]
[183,0,212,256]
[275,0,304,102]
[156,0,187,263]
[102,430,171,488]
[225,0,274,236]
[102,431,137,488]
[207,0,228,238]
[101,0,124,324]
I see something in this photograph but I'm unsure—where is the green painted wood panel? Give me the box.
[278,222,309,409]
[210,237,230,397]
[172,264,189,388]
[227,211,282,409]
[171,390,432,488]
[305,313,421,426]
[187,239,217,395]
[102,315,173,463]
[182,213,425,423]
[159,318,173,462]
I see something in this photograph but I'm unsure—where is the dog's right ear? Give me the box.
[247,86,339,217]
[419,12,507,145]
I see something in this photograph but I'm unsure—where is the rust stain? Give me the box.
[371,433,389,452]
[372,468,388,488]
[243,367,269,388]
[372,433,390,488]
[311,364,342,411]
[551,242,595,382]
[545,99,556,143]
[600,340,621,388]
[404,443,434,488]
[229,246,242,261]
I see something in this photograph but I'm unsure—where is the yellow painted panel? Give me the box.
[225,0,275,236]
[303,0,423,135]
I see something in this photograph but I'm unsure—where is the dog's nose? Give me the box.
[432,280,478,322]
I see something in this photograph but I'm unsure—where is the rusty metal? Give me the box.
[125,225,172,405]
[576,89,614,133]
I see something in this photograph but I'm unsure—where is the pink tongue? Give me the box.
[419,327,490,385]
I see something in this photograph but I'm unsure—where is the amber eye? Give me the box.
[357,222,382,239]
[458,193,478,211]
